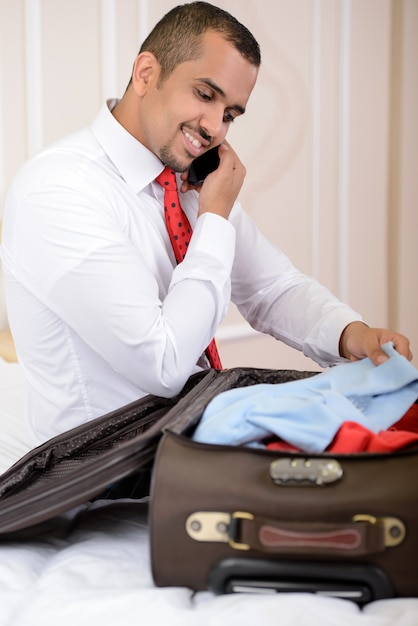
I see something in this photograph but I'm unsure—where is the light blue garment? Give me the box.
[192,343,418,453]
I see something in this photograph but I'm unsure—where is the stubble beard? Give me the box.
[159,144,192,174]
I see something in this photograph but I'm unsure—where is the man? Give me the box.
[1,2,411,447]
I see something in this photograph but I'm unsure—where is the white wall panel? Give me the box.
[137,0,150,45]
[41,0,101,144]
[24,0,44,157]
[311,0,340,294]
[390,0,418,361]
[101,0,119,101]
[344,0,392,327]
[0,0,27,206]
[0,0,416,368]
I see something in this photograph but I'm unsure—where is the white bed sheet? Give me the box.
[1,358,417,626]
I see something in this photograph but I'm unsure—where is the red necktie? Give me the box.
[156,166,223,370]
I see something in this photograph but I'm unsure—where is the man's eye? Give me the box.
[223,111,236,123]
[197,90,212,101]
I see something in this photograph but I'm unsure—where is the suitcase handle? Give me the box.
[186,511,406,557]
[207,558,394,604]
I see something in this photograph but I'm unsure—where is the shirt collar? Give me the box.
[91,99,164,194]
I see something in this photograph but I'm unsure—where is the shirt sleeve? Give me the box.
[229,203,363,367]
[4,170,236,398]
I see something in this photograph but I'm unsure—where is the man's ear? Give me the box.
[131,52,159,96]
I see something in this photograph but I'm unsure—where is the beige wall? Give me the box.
[0,0,417,370]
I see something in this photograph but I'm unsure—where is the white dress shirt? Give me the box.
[2,100,362,446]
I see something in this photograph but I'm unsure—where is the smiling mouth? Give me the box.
[182,128,204,150]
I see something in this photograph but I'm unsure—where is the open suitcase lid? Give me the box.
[0,368,316,536]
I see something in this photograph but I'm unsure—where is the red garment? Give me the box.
[392,402,418,431]
[265,403,418,454]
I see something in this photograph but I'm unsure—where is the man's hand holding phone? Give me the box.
[180,141,246,220]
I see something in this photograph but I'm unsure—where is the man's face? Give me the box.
[137,31,258,172]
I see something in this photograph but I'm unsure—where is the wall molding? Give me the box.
[137,0,150,47]
[101,0,118,102]
[337,0,351,303]
[24,0,44,157]
[0,41,4,207]
[217,322,260,343]
[310,0,322,280]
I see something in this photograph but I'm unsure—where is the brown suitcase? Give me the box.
[0,366,416,604]
[150,370,418,604]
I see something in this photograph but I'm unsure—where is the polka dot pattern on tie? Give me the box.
[156,168,192,262]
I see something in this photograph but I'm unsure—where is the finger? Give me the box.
[370,348,389,366]
[370,333,412,365]
[217,142,233,163]
[180,178,202,193]
[390,335,413,361]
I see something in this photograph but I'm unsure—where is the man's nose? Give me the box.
[200,105,225,142]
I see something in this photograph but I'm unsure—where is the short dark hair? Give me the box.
[138,1,261,82]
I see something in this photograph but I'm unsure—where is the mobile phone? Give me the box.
[188,146,220,186]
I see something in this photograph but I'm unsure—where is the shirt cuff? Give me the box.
[188,212,236,270]
[303,308,364,367]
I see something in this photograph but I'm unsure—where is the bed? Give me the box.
[1,335,418,626]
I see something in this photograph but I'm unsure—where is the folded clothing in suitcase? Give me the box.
[150,354,418,604]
